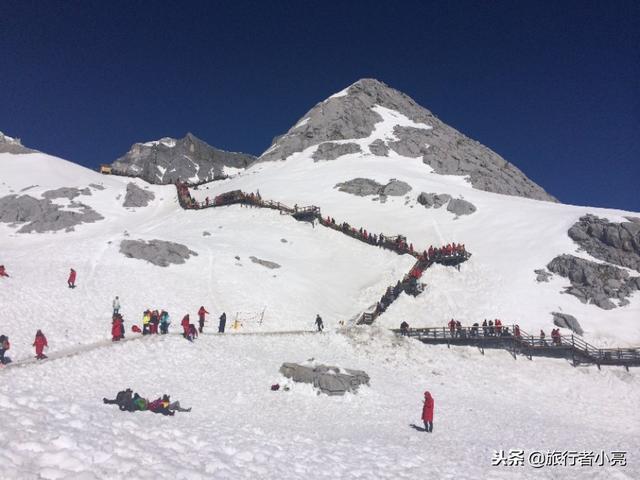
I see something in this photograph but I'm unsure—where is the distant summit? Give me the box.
[0,131,38,154]
[258,79,556,202]
[111,133,256,184]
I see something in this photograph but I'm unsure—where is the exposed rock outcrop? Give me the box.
[279,362,370,396]
[111,133,256,185]
[546,254,639,309]
[446,198,477,216]
[534,269,553,282]
[0,132,38,154]
[123,183,155,208]
[312,142,361,161]
[552,312,584,335]
[0,194,103,233]
[42,187,91,200]
[258,79,556,202]
[249,256,281,269]
[568,214,640,272]
[119,239,198,266]
[417,192,451,209]
[335,178,411,197]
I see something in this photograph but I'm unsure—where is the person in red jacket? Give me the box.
[67,268,77,288]
[422,391,434,433]
[112,317,123,342]
[33,330,48,359]
[197,306,209,333]
[181,314,190,338]
[0,265,9,278]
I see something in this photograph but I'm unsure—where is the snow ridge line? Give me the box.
[175,183,470,325]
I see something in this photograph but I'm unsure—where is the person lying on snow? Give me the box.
[162,394,191,412]
[103,388,133,410]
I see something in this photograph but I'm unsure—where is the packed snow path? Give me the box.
[175,183,470,325]
[398,325,640,369]
[0,330,320,371]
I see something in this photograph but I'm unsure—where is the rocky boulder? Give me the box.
[568,214,640,272]
[335,178,411,197]
[551,312,584,335]
[279,362,370,396]
[123,183,155,208]
[119,239,198,267]
[417,192,451,209]
[546,254,639,309]
[0,194,103,233]
[446,198,477,216]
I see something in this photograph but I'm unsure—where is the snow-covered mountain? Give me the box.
[0,82,639,479]
[259,79,556,202]
[111,132,256,184]
[0,131,38,154]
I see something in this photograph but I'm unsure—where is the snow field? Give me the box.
[0,329,637,479]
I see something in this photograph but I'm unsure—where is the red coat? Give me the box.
[68,270,77,283]
[112,319,122,338]
[422,392,434,422]
[0,266,8,277]
[34,335,48,353]
[198,307,209,317]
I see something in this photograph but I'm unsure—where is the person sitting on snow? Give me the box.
[148,397,175,416]
[162,394,191,413]
[0,265,9,278]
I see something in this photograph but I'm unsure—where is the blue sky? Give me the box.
[1,0,638,210]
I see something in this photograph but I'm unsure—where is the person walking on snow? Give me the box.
[0,335,11,365]
[112,296,121,315]
[198,306,209,333]
[422,391,434,433]
[218,312,227,333]
[181,314,190,338]
[315,314,324,332]
[33,330,48,359]
[67,268,77,288]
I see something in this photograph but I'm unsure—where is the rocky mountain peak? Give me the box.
[0,131,38,154]
[258,79,557,202]
[111,133,256,185]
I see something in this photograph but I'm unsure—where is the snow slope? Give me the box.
[1,139,638,479]
[190,140,640,347]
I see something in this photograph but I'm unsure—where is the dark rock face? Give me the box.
[546,254,639,309]
[119,239,198,267]
[312,142,361,161]
[111,133,256,185]
[0,194,103,233]
[335,178,411,197]
[249,256,281,269]
[568,215,640,272]
[0,132,38,154]
[279,363,370,396]
[258,79,556,202]
[122,183,155,208]
[552,312,584,335]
